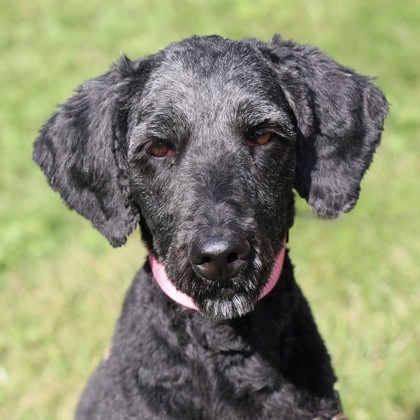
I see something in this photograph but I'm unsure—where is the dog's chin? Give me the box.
[196,293,256,320]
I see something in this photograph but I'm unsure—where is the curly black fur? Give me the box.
[33,35,388,419]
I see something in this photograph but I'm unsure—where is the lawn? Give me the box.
[0,0,419,419]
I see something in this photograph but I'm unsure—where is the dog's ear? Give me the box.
[33,56,153,246]
[264,35,389,218]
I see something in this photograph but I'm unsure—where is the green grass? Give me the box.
[1,0,419,418]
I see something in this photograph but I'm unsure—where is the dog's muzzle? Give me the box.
[148,238,286,313]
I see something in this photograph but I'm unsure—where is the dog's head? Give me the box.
[34,35,388,319]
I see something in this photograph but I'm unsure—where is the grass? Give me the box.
[1,0,419,418]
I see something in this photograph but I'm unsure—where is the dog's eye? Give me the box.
[247,130,272,147]
[147,143,174,158]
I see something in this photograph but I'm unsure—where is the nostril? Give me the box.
[226,253,239,264]
[196,256,212,265]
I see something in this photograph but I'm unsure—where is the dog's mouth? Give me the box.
[148,251,256,318]
[196,292,256,320]
[215,287,236,300]
[149,242,286,320]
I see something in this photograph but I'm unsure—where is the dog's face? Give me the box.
[33,36,388,320]
[128,40,296,317]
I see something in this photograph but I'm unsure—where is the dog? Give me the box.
[33,35,388,419]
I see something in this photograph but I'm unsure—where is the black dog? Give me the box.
[33,35,388,419]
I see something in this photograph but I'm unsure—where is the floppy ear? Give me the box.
[33,56,153,246]
[265,35,389,218]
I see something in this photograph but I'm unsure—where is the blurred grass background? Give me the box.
[0,0,419,419]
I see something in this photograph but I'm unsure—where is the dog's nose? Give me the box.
[189,234,251,280]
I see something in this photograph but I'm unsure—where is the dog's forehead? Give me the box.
[143,40,280,108]
[136,40,290,132]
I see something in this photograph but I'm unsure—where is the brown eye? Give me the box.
[248,130,272,147]
[147,143,174,158]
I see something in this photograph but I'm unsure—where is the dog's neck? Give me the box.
[148,239,287,311]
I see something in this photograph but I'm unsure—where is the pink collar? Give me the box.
[148,239,286,310]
